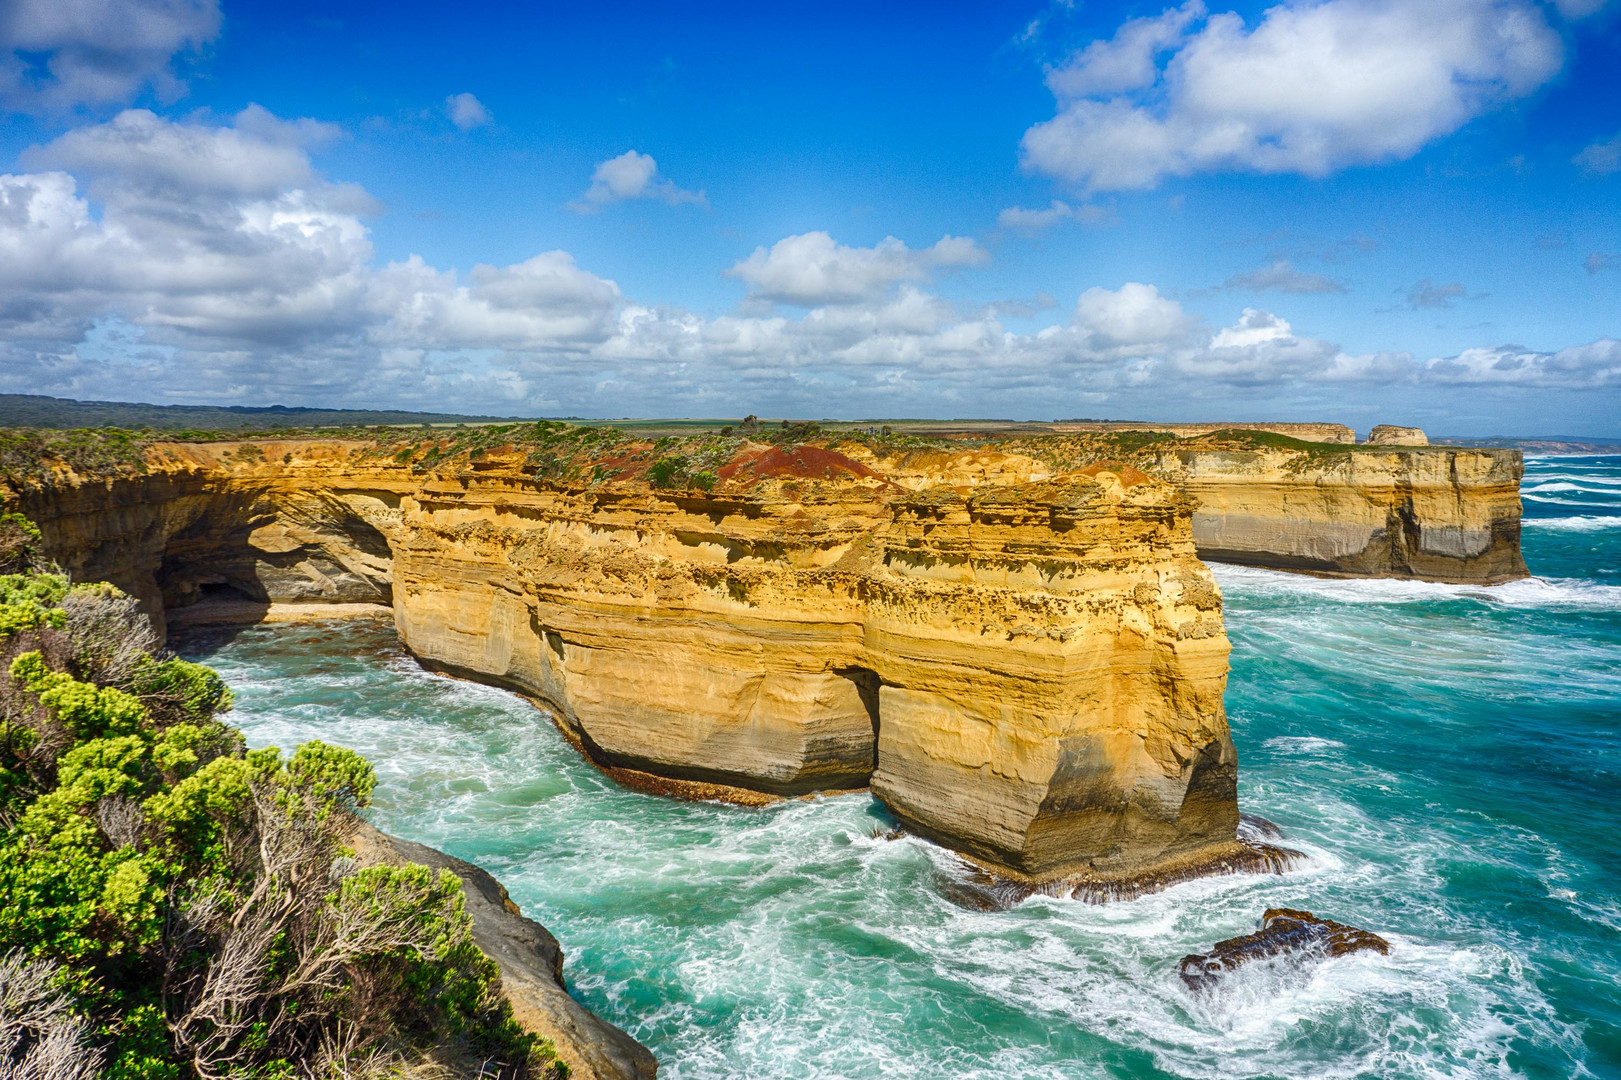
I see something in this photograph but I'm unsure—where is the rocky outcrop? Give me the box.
[350,825,657,1080]
[11,442,399,636]
[1140,445,1526,583]
[1366,425,1428,446]
[12,438,1238,887]
[1178,908,1390,992]
[387,452,1237,885]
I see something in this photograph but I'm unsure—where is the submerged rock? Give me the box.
[1236,811,1284,842]
[937,840,1304,911]
[1179,908,1390,992]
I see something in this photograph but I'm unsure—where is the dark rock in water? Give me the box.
[1237,812,1284,841]
[1179,908,1390,992]
[937,840,1305,911]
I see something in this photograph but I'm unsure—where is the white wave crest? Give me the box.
[1523,474,1621,488]
[1263,736,1346,754]
[1212,564,1621,611]
[1522,515,1621,532]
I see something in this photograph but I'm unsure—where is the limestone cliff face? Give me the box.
[386,450,1235,882]
[1140,446,1526,583]
[848,437,1526,584]
[1052,421,1358,444]
[1366,425,1428,446]
[11,439,1236,884]
[14,442,401,635]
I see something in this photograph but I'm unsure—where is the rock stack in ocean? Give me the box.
[1179,908,1390,992]
[1366,424,1429,446]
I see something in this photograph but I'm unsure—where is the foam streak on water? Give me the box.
[176,455,1621,1079]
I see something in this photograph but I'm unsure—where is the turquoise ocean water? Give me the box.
[176,454,1621,1080]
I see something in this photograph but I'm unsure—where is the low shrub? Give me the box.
[0,535,563,1080]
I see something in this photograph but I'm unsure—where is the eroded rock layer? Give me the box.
[14,437,1236,884]
[5,426,1527,881]
[1143,445,1526,583]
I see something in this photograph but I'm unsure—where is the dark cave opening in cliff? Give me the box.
[837,666,883,773]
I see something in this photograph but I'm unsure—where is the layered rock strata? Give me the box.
[6,428,1528,884]
[1139,445,1526,583]
[1366,425,1428,446]
[13,439,1238,885]
[1051,421,1357,443]
[846,437,1527,584]
[385,450,1238,883]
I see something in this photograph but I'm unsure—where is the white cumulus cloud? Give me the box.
[574,150,706,210]
[725,232,988,307]
[445,92,491,130]
[0,0,221,112]
[1,106,1616,420]
[1022,0,1565,192]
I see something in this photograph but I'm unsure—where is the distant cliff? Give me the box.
[978,430,1527,585]
[1141,442,1526,584]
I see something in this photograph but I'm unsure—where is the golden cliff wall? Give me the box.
[12,439,1238,885]
[1141,446,1527,584]
[385,450,1237,883]
[847,437,1527,585]
[14,442,403,636]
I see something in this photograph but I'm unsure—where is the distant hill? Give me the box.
[0,394,548,431]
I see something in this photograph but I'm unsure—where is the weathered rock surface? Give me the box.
[350,825,657,1080]
[1051,421,1359,444]
[1141,445,1526,583]
[14,438,1237,885]
[1366,425,1428,446]
[1179,908,1390,992]
[6,427,1527,882]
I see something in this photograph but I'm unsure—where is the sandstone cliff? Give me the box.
[4,423,1527,886]
[11,435,1239,886]
[1051,421,1358,444]
[1140,443,1525,583]
[951,432,1527,585]
[1366,425,1428,446]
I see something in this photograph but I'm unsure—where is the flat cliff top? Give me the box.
[0,420,1521,499]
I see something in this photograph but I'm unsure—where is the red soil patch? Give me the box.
[1078,461,1152,488]
[718,445,886,484]
[594,445,655,482]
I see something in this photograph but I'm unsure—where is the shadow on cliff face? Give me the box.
[837,665,883,774]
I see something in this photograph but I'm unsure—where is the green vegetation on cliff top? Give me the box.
[0,416,1489,496]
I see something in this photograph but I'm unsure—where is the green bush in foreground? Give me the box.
[0,550,562,1079]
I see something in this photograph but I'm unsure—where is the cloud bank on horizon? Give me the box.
[0,0,1617,433]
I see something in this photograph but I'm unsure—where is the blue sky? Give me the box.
[0,0,1618,433]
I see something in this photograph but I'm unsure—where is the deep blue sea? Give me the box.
[176,454,1621,1080]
